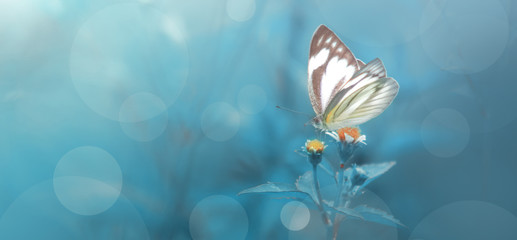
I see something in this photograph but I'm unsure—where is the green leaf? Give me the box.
[354,205,406,228]
[238,182,300,195]
[344,162,396,193]
[332,205,364,219]
[295,171,319,205]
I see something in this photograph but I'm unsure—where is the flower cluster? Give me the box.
[239,126,403,237]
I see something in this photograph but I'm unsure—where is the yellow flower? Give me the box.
[304,139,325,166]
[305,139,325,154]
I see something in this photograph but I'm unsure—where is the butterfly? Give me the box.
[307,25,399,131]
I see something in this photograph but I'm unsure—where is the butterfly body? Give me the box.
[307,25,399,131]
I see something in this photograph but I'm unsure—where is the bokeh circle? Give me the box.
[316,0,428,47]
[0,180,149,239]
[189,195,249,240]
[335,189,398,240]
[119,92,168,141]
[70,2,188,121]
[287,208,327,240]
[226,0,256,22]
[410,200,517,239]
[280,201,311,231]
[421,108,470,158]
[201,102,240,142]
[53,146,122,215]
[419,0,509,74]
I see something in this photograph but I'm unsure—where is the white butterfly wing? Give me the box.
[308,25,359,116]
[357,59,366,69]
[324,58,399,130]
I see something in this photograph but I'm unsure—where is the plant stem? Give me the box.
[312,164,330,226]
[331,200,351,240]
[331,216,341,240]
[331,167,345,240]
[331,153,354,239]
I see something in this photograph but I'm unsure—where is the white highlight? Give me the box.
[320,57,354,108]
[281,201,310,231]
[226,0,256,22]
[331,41,337,48]
[308,48,330,77]
[162,17,185,44]
[53,146,123,216]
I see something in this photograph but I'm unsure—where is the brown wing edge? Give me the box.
[307,24,360,116]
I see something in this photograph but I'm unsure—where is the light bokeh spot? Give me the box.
[189,195,248,240]
[70,3,188,121]
[119,92,167,123]
[410,201,517,239]
[421,108,470,158]
[53,146,122,215]
[420,0,509,74]
[226,0,255,22]
[280,201,310,231]
[119,93,168,142]
[201,102,240,142]
[316,0,427,47]
[0,180,149,239]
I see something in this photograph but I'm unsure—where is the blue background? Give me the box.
[1,0,517,239]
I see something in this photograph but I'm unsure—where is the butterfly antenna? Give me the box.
[303,118,314,127]
[275,105,312,117]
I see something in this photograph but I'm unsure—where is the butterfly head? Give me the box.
[311,116,325,130]
[311,114,339,131]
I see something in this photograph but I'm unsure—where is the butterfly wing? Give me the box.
[308,25,360,116]
[357,59,366,69]
[323,58,399,130]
